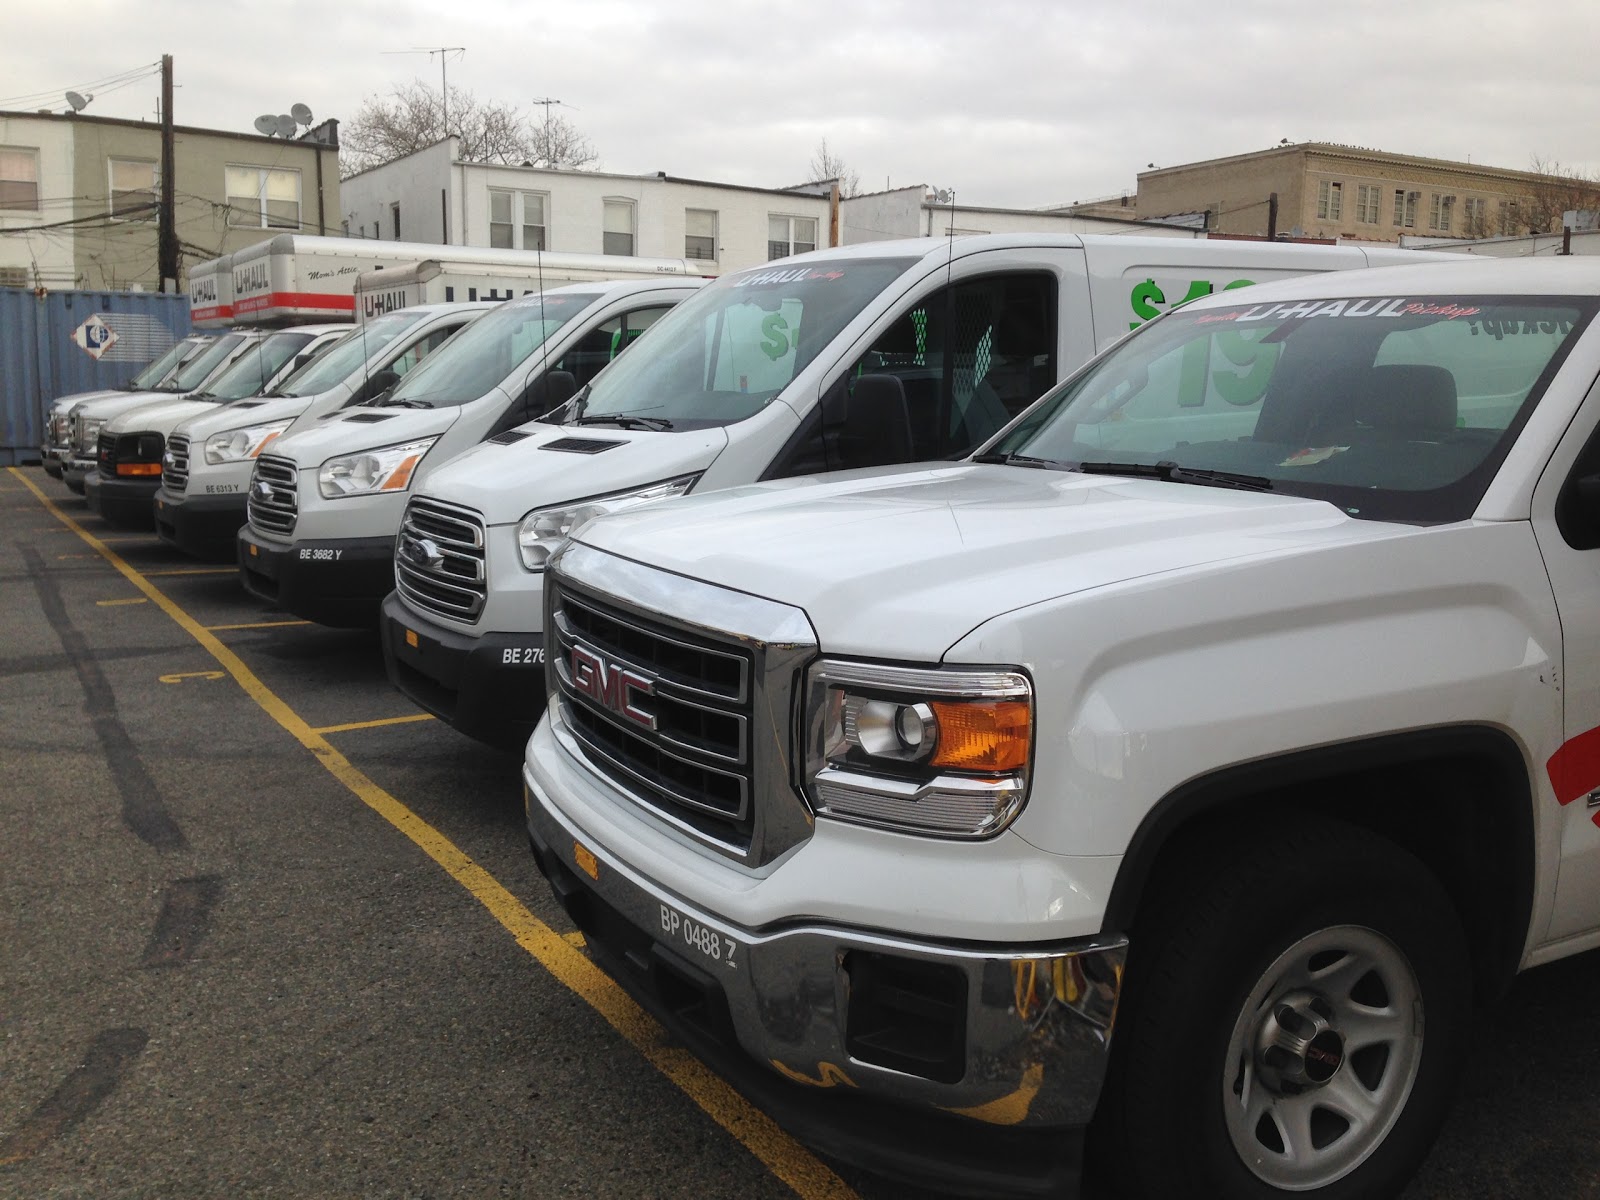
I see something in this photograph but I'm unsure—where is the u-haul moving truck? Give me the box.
[188,254,234,328]
[355,249,717,322]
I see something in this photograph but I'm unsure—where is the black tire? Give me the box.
[1093,817,1472,1200]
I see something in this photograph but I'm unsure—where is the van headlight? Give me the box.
[78,417,106,450]
[318,438,437,498]
[204,420,292,464]
[516,474,699,571]
[803,661,1033,839]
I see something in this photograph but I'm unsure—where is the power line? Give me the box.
[0,61,160,111]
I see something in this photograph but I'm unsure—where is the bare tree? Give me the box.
[1520,156,1600,235]
[340,81,598,176]
[807,139,861,197]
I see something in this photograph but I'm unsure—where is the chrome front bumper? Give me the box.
[524,754,1125,1131]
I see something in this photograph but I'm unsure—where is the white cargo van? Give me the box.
[84,324,349,529]
[155,302,494,558]
[376,233,1451,745]
[41,336,204,477]
[62,332,260,494]
[355,250,715,321]
[237,277,706,624]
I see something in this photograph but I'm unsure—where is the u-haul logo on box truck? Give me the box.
[362,290,409,319]
[234,262,270,297]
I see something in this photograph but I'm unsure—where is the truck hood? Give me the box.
[72,389,186,421]
[175,395,313,440]
[55,389,121,414]
[105,396,224,436]
[417,423,731,523]
[574,464,1412,659]
[269,404,463,467]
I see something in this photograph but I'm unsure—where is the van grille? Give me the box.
[394,496,487,622]
[248,454,298,536]
[551,583,755,850]
[165,435,191,492]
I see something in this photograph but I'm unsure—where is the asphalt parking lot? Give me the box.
[4,463,1600,1200]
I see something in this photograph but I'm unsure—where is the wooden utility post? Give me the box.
[1267,192,1279,240]
[158,54,179,291]
[829,182,840,247]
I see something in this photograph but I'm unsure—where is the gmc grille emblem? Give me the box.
[569,643,656,731]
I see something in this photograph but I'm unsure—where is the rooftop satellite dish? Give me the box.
[274,114,297,138]
[65,91,91,113]
[254,114,277,135]
[290,102,313,126]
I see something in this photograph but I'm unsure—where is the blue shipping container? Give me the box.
[0,288,192,465]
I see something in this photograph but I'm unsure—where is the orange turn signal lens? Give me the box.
[249,430,281,457]
[116,462,162,476]
[928,699,1031,772]
[382,454,421,490]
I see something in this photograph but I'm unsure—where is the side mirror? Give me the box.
[352,368,400,406]
[528,369,577,418]
[836,373,914,469]
[290,352,313,372]
[1557,474,1600,551]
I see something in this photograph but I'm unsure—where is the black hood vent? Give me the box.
[489,429,533,445]
[342,412,397,423]
[541,437,625,455]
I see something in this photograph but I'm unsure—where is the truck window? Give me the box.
[552,305,673,388]
[387,325,462,379]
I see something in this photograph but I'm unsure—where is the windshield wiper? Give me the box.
[575,413,674,431]
[553,382,593,424]
[1072,460,1274,492]
[371,395,431,409]
[970,451,1064,469]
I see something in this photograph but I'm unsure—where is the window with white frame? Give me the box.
[685,208,717,260]
[768,214,818,260]
[1463,197,1489,234]
[1500,199,1523,236]
[226,165,301,229]
[1356,184,1381,224]
[1316,180,1343,221]
[1428,193,1455,232]
[108,159,158,220]
[603,198,635,255]
[0,147,39,212]
[1393,189,1419,229]
[489,188,548,250]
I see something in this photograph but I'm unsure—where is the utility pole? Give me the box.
[158,53,178,291]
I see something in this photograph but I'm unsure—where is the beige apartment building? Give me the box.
[0,109,339,291]
[1135,143,1589,242]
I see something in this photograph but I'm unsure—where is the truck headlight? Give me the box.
[516,475,699,571]
[78,417,105,450]
[204,420,292,464]
[803,660,1033,839]
[317,438,437,499]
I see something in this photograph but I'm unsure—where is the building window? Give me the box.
[1428,193,1455,232]
[1316,180,1343,221]
[603,198,635,256]
[108,159,159,221]
[1356,184,1381,224]
[0,147,39,212]
[685,208,717,260]
[768,214,818,260]
[226,166,301,228]
[391,203,401,239]
[489,188,548,250]
[1462,197,1490,236]
[1393,189,1419,229]
[1500,199,1522,237]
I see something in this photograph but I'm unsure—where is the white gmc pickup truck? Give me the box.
[521,257,1600,1199]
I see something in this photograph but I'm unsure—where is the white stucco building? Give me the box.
[839,184,1195,244]
[341,138,836,274]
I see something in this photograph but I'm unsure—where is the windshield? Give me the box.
[165,333,246,392]
[270,310,426,397]
[573,258,916,430]
[126,339,198,390]
[385,291,602,408]
[990,294,1597,524]
[195,330,318,401]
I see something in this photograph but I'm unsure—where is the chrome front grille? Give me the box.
[394,496,487,622]
[165,435,190,492]
[247,454,299,536]
[547,545,818,865]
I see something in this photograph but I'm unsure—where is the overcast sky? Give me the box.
[5,0,1599,209]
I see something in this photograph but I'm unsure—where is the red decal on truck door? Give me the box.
[1545,725,1600,806]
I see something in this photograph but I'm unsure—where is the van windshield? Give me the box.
[124,339,198,390]
[162,334,246,392]
[383,291,602,408]
[988,293,1597,523]
[270,310,426,397]
[193,330,317,401]
[571,258,917,430]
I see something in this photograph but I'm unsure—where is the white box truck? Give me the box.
[521,256,1600,1200]
[236,277,706,624]
[374,234,1451,746]
[154,302,494,558]
[188,253,234,329]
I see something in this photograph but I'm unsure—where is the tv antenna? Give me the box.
[382,47,465,135]
[529,97,575,166]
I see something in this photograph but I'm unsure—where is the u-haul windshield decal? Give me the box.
[1197,298,1483,324]
[728,266,845,288]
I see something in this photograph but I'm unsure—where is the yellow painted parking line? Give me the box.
[95,597,148,607]
[142,567,237,577]
[563,930,587,948]
[10,466,856,1200]
[205,620,313,631]
[313,713,437,735]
